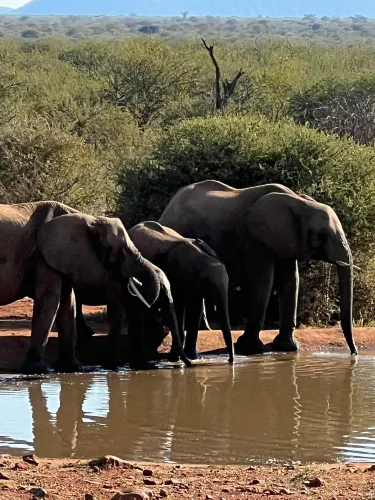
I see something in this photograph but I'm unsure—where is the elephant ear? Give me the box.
[37,213,108,285]
[246,192,309,259]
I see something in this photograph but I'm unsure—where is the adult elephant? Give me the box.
[0,202,162,374]
[75,221,233,363]
[159,180,357,356]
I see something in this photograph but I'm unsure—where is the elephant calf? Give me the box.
[77,221,234,363]
[128,221,234,363]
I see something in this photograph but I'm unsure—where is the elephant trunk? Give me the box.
[167,300,192,367]
[337,263,357,355]
[213,289,234,363]
[129,256,161,309]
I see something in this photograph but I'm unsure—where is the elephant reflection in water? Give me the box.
[27,357,362,463]
[28,378,91,457]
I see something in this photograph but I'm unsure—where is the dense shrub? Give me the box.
[289,79,375,145]
[116,115,375,324]
[0,117,108,213]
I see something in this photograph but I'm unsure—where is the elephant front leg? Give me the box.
[23,260,64,374]
[76,298,95,340]
[53,278,83,373]
[235,252,275,356]
[272,260,299,352]
[101,298,125,370]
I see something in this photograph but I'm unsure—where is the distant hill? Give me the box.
[13,1,375,18]
[0,6,13,14]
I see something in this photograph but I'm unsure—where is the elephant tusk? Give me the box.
[132,277,143,287]
[336,261,361,272]
[335,260,351,267]
[128,278,151,308]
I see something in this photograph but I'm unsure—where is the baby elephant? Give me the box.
[128,221,234,363]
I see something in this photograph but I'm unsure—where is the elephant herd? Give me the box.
[0,180,357,374]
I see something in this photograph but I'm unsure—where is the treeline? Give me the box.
[1,14,375,45]
[2,37,375,326]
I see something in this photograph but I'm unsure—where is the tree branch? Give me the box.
[201,38,222,109]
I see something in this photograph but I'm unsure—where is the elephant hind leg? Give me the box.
[23,260,62,374]
[53,278,83,373]
[235,252,275,356]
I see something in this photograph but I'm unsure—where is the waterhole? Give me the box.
[0,352,374,465]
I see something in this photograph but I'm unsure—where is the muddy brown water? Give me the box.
[0,352,375,465]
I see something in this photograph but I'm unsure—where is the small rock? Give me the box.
[365,465,375,472]
[92,466,100,473]
[280,489,292,495]
[285,465,296,470]
[88,456,135,469]
[13,462,27,471]
[206,496,214,500]
[159,490,168,498]
[29,487,48,498]
[249,479,261,485]
[103,484,114,489]
[143,469,153,477]
[0,472,10,480]
[143,479,156,486]
[85,495,96,500]
[304,478,323,488]
[111,488,152,500]
[23,454,39,466]
[264,489,277,495]
[247,466,257,471]
[222,488,230,493]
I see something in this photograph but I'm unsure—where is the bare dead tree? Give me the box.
[201,38,245,110]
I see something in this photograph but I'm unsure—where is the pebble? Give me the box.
[111,488,152,500]
[249,479,261,485]
[0,472,10,480]
[143,469,153,477]
[143,479,156,486]
[29,487,48,498]
[88,455,134,469]
[206,496,214,500]
[159,490,168,498]
[23,454,39,466]
[304,477,324,488]
[13,462,27,471]
[84,495,96,500]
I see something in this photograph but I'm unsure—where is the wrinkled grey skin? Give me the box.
[159,180,357,357]
[0,202,161,374]
[127,222,234,363]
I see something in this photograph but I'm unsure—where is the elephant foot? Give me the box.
[168,350,192,367]
[128,359,158,370]
[183,348,198,361]
[101,358,119,370]
[22,360,51,375]
[271,334,299,353]
[234,335,265,355]
[52,357,84,373]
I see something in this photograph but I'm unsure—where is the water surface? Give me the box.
[1,352,375,464]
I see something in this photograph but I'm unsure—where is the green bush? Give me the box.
[116,114,375,324]
[0,117,108,214]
